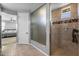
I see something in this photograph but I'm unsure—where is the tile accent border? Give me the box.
[52,19,79,24]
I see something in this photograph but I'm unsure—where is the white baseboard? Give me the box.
[31,43,48,56]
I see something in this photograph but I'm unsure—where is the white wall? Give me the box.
[17,12,30,44]
[2,12,17,21]
[5,21,16,29]
[1,12,17,30]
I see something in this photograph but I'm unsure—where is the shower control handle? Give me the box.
[72,29,78,44]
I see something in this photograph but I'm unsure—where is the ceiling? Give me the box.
[1,3,70,13]
[1,3,44,13]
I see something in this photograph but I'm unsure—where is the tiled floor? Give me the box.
[2,37,45,56]
[2,37,79,56]
[2,37,16,46]
[51,47,79,56]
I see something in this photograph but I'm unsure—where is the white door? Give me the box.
[17,13,30,44]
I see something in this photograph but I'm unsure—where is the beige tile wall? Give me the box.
[51,3,79,55]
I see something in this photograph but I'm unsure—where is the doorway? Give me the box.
[1,12,17,55]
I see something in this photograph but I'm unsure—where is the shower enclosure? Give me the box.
[50,3,79,56]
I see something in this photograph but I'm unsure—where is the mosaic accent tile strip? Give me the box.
[52,19,79,24]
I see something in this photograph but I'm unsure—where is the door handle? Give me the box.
[26,32,29,34]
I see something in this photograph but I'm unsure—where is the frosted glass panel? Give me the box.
[31,5,46,45]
